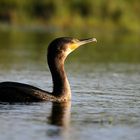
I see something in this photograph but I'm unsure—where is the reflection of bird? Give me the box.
[47,102,71,137]
[48,102,71,127]
[0,37,97,102]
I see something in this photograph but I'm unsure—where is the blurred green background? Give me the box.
[0,0,140,32]
[0,0,140,67]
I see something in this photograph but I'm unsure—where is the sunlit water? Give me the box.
[0,63,140,140]
[0,29,140,140]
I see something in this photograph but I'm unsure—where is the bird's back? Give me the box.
[0,82,51,102]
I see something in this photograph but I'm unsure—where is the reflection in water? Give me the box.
[49,102,71,127]
[0,30,140,66]
[0,29,140,140]
[47,101,71,138]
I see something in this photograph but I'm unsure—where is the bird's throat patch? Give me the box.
[69,44,78,51]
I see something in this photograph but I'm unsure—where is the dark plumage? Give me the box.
[0,37,97,103]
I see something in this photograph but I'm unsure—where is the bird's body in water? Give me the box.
[0,37,97,103]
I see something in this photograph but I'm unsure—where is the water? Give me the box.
[0,64,140,140]
[0,29,140,140]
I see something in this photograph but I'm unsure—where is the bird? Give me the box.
[0,37,97,103]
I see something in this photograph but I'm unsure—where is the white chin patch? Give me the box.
[66,48,73,55]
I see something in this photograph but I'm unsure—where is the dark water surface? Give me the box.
[0,29,140,140]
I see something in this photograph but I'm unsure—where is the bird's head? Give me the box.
[47,37,97,62]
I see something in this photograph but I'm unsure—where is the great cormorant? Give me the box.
[0,37,97,102]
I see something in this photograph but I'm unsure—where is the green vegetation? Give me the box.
[0,0,140,32]
[0,0,140,65]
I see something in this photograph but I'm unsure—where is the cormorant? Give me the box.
[0,37,97,102]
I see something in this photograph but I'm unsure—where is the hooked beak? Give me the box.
[77,38,97,46]
[70,38,97,51]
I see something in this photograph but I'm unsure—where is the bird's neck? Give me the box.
[48,57,71,99]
